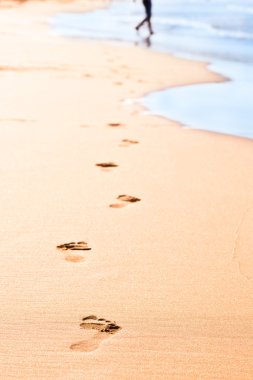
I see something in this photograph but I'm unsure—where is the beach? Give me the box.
[53,0,253,139]
[0,0,253,379]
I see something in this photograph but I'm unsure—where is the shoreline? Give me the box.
[5,0,231,139]
[53,33,232,143]
[1,1,253,379]
[52,1,253,141]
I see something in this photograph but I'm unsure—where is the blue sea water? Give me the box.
[52,0,253,139]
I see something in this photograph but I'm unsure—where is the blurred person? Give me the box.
[135,0,154,35]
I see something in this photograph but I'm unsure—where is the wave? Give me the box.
[155,16,253,41]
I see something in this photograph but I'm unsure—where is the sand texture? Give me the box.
[0,1,253,379]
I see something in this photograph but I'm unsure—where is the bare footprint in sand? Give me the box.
[120,139,139,147]
[70,315,122,352]
[96,162,118,170]
[57,242,91,263]
[107,122,123,128]
[109,203,126,209]
[83,73,93,78]
[110,194,141,208]
[118,195,141,203]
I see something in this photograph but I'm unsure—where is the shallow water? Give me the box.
[52,0,253,139]
[143,61,253,139]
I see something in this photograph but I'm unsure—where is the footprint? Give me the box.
[107,122,123,128]
[70,315,122,352]
[117,195,141,203]
[0,118,35,123]
[120,139,139,147]
[83,73,93,78]
[109,203,126,209]
[110,194,141,208]
[64,254,85,263]
[96,162,118,169]
[57,242,91,251]
[57,242,91,263]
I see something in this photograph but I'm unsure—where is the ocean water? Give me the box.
[52,0,253,139]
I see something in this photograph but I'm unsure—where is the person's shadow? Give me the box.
[143,35,151,47]
[135,34,152,48]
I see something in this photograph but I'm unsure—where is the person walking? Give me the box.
[135,0,154,35]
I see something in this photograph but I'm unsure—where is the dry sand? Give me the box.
[0,1,253,379]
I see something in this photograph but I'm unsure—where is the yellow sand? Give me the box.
[0,1,253,379]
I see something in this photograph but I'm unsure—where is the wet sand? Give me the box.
[0,1,253,379]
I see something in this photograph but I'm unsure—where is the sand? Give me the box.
[0,1,253,379]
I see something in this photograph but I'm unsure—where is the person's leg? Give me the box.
[136,0,153,33]
[135,16,148,31]
[147,18,154,34]
[144,1,154,35]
